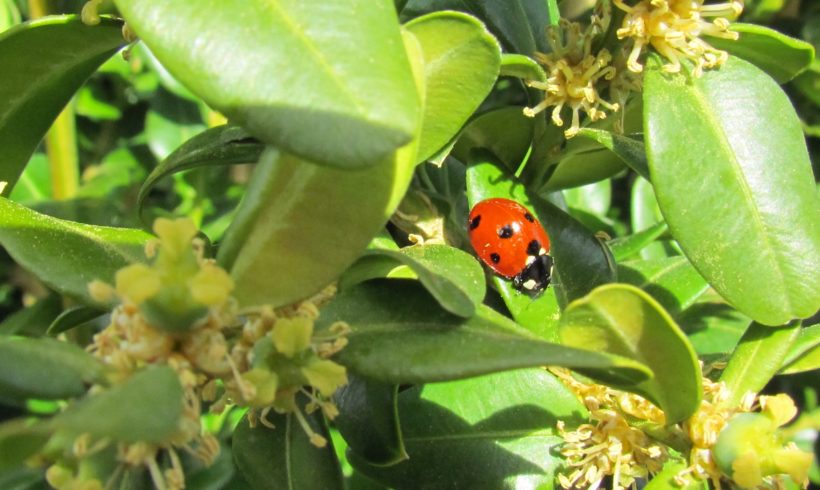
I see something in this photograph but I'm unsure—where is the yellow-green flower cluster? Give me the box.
[614,0,743,76]
[46,218,348,490]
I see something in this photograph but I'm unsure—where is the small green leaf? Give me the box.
[0,294,61,336]
[719,321,801,406]
[678,295,751,357]
[0,337,103,402]
[137,125,263,221]
[0,419,51,471]
[405,11,501,162]
[55,366,183,444]
[0,16,124,196]
[499,53,546,82]
[0,197,150,304]
[333,375,407,466]
[46,306,105,337]
[539,147,626,192]
[217,142,416,308]
[617,256,709,316]
[350,369,586,489]
[233,407,343,490]
[560,284,702,424]
[144,89,206,160]
[608,221,669,262]
[452,106,535,173]
[708,23,815,83]
[644,55,820,325]
[646,458,706,489]
[114,0,419,168]
[778,325,820,375]
[574,128,650,180]
[344,244,485,317]
[0,0,21,33]
[315,280,651,385]
[631,176,676,260]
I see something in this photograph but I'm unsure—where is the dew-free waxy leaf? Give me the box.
[644,54,820,326]
[113,0,419,168]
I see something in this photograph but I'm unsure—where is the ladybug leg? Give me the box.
[513,254,553,296]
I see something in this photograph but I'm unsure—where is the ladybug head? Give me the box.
[512,254,553,297]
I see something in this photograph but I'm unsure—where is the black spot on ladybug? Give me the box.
[524,212,535,223]
[527,239,541,256]
[490,252,501,264]
[498,225,514,239]
[469,215,481,230]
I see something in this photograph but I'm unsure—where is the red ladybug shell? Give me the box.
[468,198,552,292]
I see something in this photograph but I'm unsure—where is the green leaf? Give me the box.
[617,256,709,317]
[574,128,650,180]
[0,337,103,402]
[217,143,416,308]
[608,221,669,262]
[631,176,676,260]
[0,0,21,33]
[333,375,407,466]
[233,407,343,490]
[678,293,751,357]
[0,197,150,304]
[343,244,485,317]
[0,419,51,471]
[708,23,815,83]
[350,369,586,489]
[0,294,61,336]
[315,280,651,385]
[0,16,124,196]
[719,321,801,406]
[405,11,501,162]
[778,325,820,375]
[644,55,820,326]
[138,125,263,220]
[143,88,206,161]
[499,53,546,82]
[539,147,626,192]
[114,0,419,169]
[55,366,183,444]
[46,306,105,337]
[646,458,706,489]
[452,106,535,174]
[560,284,702,424]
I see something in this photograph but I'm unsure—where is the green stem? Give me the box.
[44,102,80,200]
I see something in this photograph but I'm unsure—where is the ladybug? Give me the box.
[467,198,553,294]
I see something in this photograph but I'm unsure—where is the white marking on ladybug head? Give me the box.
[523,279,537,290]
[539,248,546,255]
[525,256,536,265]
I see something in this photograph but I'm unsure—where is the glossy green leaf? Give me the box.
[644,54,820,326]
[143,89,206,160]
[0,294,61,336]
[708,23,815,83]
[350,369,586,489]
[540,147,626,192]
[563,181,611,218]
[574,128,650,180]
[137,125,263,219]
[778,325,820,375]
[114,0,419,168]
[452,106,535,173]
[315,280,651,385]
[401,0,556,55]
[0,197,150,304]
[333,375,406,466]
[608,221,669,262]
[46,306,105,337]
[55,366,183,443]
[631,176,676,260]
[233,408,343,490]
[499,53,546,82]
[0,0,20,33]
[560,284,702,423]
[0,420,51,471]
[678,294,751,356]
[217,143,416,308]
[646,458,706,490]
[0,337,103,402]
[343,244,484,317]
[617,256,709,316]
[719,321,801,405]
[405,11,501,162]
[0,16,124,196]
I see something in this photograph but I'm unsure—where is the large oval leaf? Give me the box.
[54,366,183,444]
[114,0,419,168]
[0,197,150,304]
[0,16,124,196]
[233,407,343,490]
[350,369,586,489]
[560,284,702,424]
[405,11,501,162]
[0,337,103,402]
[617,256,709,317]
[644,54,820,326]
[315,279,651,386]
[217,141,416,308]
